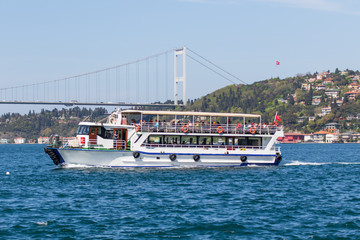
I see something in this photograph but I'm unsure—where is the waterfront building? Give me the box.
[38,137,50,144]
[0,139,9,144]
[14,137,26,144]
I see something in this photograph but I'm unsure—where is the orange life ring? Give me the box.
[134,124,140,132]
[250,127,256,134]
[217,126,223,134]
[182,125,189,133]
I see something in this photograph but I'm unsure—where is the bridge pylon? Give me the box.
[174,47,186,105]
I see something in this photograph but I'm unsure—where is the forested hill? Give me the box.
[0,107,108,141]
[185,69,360,133]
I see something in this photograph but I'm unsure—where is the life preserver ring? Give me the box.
[134,124,140,132]
[240,155,247,162]
[133,151,140,158]
[182,125,188,133]
[217,126,223,134]
[193,154,200,162]
[250,127,256,134]
[169,154,177,161]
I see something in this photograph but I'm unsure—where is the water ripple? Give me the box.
[0,144,360,239]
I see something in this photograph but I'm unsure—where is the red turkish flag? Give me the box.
[274,112,281,124]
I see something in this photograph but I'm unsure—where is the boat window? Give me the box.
[181,136,196,145]
[227,137,235,145]
[213,137,226,145]
[248,137,261,146]
[237,137,247,146]
[170,136,180,144]
[148,135,162,144]
[199,137,210,145]
[77,125,90,135]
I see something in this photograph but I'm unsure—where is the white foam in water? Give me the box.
[61,163,95,169]
[35,221,48,226]
[284,161,328,166]
[285,161,360,166]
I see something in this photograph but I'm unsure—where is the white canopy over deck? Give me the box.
[120,109,262,130]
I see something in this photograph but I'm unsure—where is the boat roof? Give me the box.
[120,110,261,118]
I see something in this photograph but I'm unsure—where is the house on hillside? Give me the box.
[306,77,316,83]
[325,89,340,98]
[344,91,359,101]
[312,96,321,105]
[319,106,331,117]
[336,99,343,106]
[317,71,330,80]
[325,123,340,133]
[348,82,359,90]
[315,84,326,90]
[301,83,311,91]
[323,78,333,85]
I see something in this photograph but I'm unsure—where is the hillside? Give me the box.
[0,107,108,142]
[1,69,360,142]
[185,69,360,133]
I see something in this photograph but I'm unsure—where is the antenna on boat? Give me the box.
[174,47,187,105]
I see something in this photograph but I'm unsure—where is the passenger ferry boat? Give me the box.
[44,109,284,167]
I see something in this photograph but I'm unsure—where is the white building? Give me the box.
[0,139,9,144]
[38,137,50,144]
[326,133,339,143]
[14,137,26,144]
[325,89,340,98]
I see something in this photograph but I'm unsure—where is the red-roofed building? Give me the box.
[278,133,305,143]
[344,91,359,101]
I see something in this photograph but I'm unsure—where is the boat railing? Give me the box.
[60,138,127,150]
[133,123,281,135]
[87,139,127,150]
[141,143,280,152]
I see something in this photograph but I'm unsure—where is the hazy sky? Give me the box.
[0,0,359,113]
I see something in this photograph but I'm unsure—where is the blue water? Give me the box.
[1,144,360,239]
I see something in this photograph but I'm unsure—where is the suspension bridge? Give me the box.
[0,47,246,108]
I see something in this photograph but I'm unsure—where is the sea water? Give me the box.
[0,144,359,239]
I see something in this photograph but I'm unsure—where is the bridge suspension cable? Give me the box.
[187,47,247,85]
[0,46,246,107]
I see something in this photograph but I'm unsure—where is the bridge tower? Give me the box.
[174,47,187,105]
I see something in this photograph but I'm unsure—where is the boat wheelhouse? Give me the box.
[44,109,284,167]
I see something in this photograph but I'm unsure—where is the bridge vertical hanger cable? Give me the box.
[156,56,159,103]
[136,61,139,103]
[106,70,110,102]
[146,58,149,103]
[126,65,129,103]
[165,52,168,101]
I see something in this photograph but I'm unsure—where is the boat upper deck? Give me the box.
[133,122,281,135]
[117,109,280,135]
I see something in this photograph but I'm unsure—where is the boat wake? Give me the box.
[60,163,97,169]
[284,161,360,166]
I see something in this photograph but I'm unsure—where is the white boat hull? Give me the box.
[49,148,281,167]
